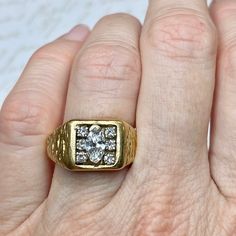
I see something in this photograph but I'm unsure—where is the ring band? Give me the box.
[46,120,137,171]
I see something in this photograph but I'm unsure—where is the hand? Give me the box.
[1,0,236,235]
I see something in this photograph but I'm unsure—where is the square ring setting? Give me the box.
[47,120,136,171]
[75,124,117,165]
[70,120,125,170]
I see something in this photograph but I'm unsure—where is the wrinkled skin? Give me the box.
[1,0,236,235]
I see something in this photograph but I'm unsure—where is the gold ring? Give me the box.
[46,120,137,171]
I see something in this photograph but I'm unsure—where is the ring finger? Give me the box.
[44,13,141,231]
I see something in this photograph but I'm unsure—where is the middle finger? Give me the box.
[133,0,217,207]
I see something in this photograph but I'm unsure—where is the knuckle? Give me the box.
[212,4,236,47]
[30,41,76,65]
[98,12,139,25]
[221,43,236,86]
[78,44,140,80]
[0,93,50,138]
[143,11,217,60]
[75,43,140,97]
[211,1,236,20]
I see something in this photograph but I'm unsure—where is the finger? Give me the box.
[134,0,217,194]
[45,14,141,228]
[0,25,89,234]
[210,0,236,199]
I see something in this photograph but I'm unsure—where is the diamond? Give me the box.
[76,125,89,137]
[82,125,107,163]
[105,126,116,139]
[87,125,104,144]
[89,149,105,163]
[106,139,116,151]
[75,151,88,164]
[76,139,86,150]
[104,152,116,165]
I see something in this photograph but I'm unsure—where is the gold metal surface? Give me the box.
[46,120,137,171]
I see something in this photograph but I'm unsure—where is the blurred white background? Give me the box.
[0,0,212,106]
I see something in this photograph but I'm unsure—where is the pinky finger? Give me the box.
[0,25,89,234]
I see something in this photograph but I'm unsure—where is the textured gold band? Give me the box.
[46,120,137,171]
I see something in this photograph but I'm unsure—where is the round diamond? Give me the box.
[89,149,104,163]
[75,151,88,164]
[105,126,116,138]
[76,125,89,137]
[104,153,116,165]
[106,139,116,151]
[77,139,86,150]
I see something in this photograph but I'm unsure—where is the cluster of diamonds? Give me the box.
[75,124,117,165]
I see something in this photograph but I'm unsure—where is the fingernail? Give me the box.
[63,24,90,41]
